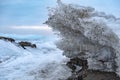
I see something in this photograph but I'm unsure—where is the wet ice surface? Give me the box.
[0,35,71,80]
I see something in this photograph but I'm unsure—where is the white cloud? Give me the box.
[0,25,53,35]
[11,25,51,30]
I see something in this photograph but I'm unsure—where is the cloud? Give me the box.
[0,25,53,35]
[11,25,51,30]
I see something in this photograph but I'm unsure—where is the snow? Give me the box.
[0,34,71,80]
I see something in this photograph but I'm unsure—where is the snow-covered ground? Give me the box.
[0,34,71,80]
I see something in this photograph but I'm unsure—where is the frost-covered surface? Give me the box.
[46,0,120,76]
[0,34,71,80]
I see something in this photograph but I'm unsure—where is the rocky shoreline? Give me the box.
[84,70,120,80]
[1,36,120,80]
[0,36,37,49]
[66,57,120,80]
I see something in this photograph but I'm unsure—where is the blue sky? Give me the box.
[0,0,56,26]
[0,0,120,34]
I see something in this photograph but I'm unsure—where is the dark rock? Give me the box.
[0,60,2,63]
[68,57,88,70]
[0,36,15,42]
[66,61,76,72]
[31,44,37,48]
[66,57,88,80]
[67,72,83,80]
[84,70,120,80]
[18,41,37,49]
[66,56,120,80]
